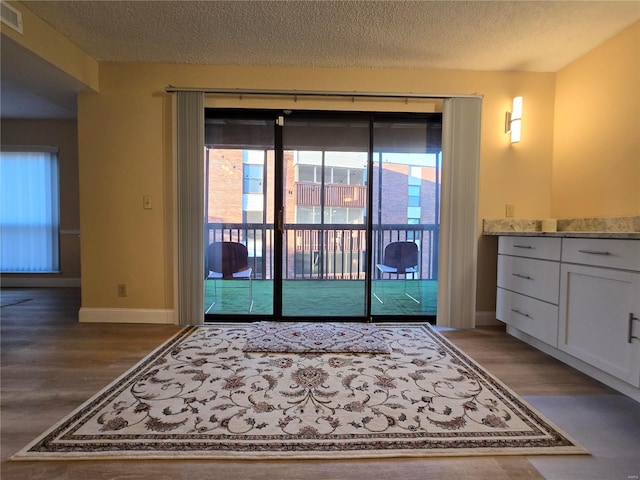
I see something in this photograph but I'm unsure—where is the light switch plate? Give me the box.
[505,204,515,217]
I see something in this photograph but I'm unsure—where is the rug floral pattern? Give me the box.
[14,324,586,460]
[242,321,391,353]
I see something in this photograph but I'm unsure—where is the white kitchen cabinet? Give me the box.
[558,240,640,387]
[496,235,640,400]
[496,237,561,346]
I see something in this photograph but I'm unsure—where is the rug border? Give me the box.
[10,326,197,461]
[11,323,589,461]
[391,323,588,456]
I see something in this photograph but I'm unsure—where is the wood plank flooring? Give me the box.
[1,287,637,480]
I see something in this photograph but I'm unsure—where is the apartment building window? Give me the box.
[296,206,363,224]
[0,147,60,272]
[407,166,422,224]
[297,164,366,186]
[298,164,317,183]
[243,164,263,194]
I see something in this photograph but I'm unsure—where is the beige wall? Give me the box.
[77,63,556,312]
[552,21,640,217]
[1,120,81,283]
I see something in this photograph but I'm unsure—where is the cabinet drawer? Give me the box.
[497,255,560,304]
[562,238,640,271]
[499,236,562,261]
[497,288,559,346]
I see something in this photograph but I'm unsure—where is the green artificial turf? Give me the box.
[204,279,437,317]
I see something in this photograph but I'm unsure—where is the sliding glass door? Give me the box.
[204,115,276,315]
[281,116,370,317]
[203,110,441,321]
[371,119,440,316]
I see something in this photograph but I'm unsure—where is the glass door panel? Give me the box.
[281,117,369,317]
[371,119,441,317]
[204,116,275,316]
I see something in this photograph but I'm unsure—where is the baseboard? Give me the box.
[506,325,640,403]
[475,310,499,326]
[79,307,176,324]
[0,277,81,288]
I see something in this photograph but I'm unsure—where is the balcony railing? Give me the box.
[296,183,367,208]
[205,223,439,281]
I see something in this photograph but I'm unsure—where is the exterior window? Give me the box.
[408,185,420,197]
[244,210,263,223]
[407,166,422,222]
[332,167,349,184]
[0,148,60,272]
[297,206,320,224]
[243,164,263,193]
[297,164,317,183]
[407,206,421,221]
[329,207,348,224]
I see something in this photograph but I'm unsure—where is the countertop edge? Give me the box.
[482,231,640,239]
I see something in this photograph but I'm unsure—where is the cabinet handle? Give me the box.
[511,308,532,319]
[578,249,610,255]
[512,273,533,280]
[629,313,639,344]
[513,245,534,249]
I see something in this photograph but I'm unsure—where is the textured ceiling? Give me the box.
[21,0,640,72]
[2,1,639,119]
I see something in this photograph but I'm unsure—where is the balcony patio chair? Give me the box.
[373,241,421,304]
[205,241,253,313]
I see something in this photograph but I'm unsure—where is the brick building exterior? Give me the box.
[205,147,439,279]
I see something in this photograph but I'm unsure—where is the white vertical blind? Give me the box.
[176,91,205,326]
[0,148,60,272]
[437,97,482,328]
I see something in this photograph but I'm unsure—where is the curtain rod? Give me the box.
[165,86,481,100]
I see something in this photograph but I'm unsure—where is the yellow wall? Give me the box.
[77,63,555,312]
[552,21,640,217]
[1,120,81,282]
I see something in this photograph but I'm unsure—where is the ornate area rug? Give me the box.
[242,321,391,353]
[13,324,587,461]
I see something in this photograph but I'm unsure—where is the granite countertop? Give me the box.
[482,216,640,240]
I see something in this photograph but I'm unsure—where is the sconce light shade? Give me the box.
[505,96,523,143]
[511,96,523,120]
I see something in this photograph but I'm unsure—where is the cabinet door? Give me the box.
[559,264,640,387]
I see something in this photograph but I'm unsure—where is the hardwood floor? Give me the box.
[1,288,638,480]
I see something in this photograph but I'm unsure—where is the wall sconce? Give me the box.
[505,96,523,143]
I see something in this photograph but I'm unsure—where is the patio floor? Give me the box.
[204,279,437,318]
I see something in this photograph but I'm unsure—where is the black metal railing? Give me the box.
[205,223,439,281]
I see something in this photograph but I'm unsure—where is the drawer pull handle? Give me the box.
[578,249,610,255]
[513,245,534,249]
[629,313,639,344]
[512,273,533,280]
[511,308,532,319]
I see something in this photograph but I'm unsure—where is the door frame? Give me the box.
[202,108,442,323]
